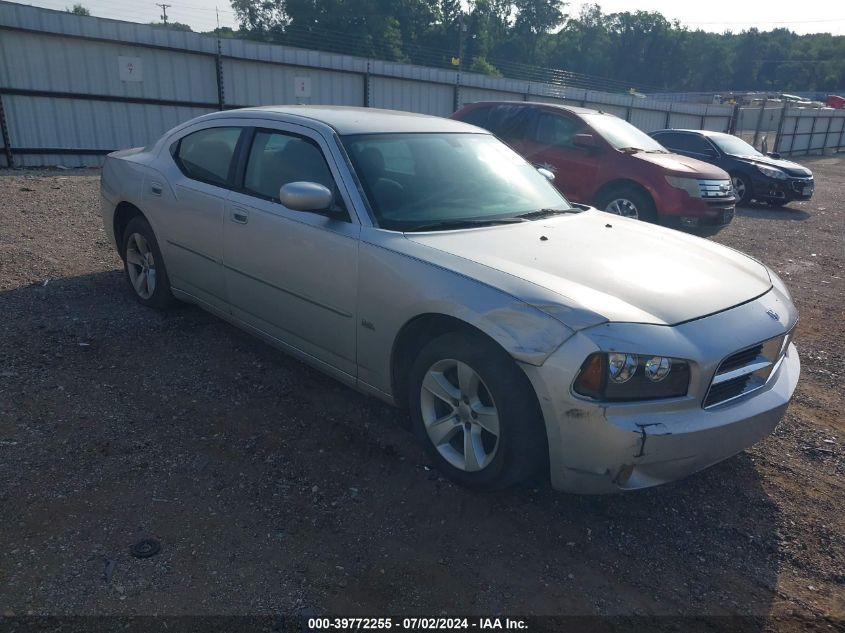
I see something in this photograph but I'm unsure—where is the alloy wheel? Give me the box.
[732,176,747,200]
[419,359,500,472]
[125,232,157,300]
[605,198,639,219]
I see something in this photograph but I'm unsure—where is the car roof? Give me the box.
[652,128,729,138]
[463,101,605,116]
[201,105,483,135]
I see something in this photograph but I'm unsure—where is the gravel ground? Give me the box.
[0,159,843,629]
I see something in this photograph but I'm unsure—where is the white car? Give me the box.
[100,106,800,493]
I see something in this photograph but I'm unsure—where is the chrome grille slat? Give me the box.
[719,344,763,372]
[703,332,789,409]
[698,179,734,199]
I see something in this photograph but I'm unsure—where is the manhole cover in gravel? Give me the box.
[130,539,161,559]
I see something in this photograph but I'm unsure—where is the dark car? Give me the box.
[649,129,814,207]
[451,102,736,233]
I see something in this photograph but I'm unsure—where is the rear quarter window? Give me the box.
[173,127,242,187]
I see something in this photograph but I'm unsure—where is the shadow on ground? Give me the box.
[736,202,811,221]
[0,270,782,624]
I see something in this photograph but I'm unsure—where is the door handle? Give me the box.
[150,182,163,196]
[231,208,249,224]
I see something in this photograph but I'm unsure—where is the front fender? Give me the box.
[355,235,576,395]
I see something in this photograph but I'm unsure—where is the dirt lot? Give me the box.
[0,158,843,629]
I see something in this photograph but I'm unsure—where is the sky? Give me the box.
[14,0,845,36]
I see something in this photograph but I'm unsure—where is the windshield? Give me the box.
[710,134,763,157]
[584,114,667,152]
[342,133,570,231]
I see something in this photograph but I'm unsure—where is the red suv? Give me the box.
[451,102,736,233]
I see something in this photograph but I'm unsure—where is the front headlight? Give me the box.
[756,164,787,180]
[665,175,701,197]
[573,353,690,401]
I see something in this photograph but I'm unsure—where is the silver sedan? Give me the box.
[100,106,800,493]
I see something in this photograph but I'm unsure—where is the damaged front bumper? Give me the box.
[522,289,800,494]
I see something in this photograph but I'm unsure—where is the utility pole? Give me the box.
[457,12,466,71]
[156,3,171,25]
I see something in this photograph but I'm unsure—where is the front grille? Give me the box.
[703,332,790,409]
[698,179,734,199]
[789,177,813,193]
[719,344,763,372]
[705,375,753,406]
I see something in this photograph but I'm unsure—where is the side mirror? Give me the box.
[279,181,333,212]
[767,152,782,159]
[573,133,599,150]
[537,167,556,183]
[704,148,719,159]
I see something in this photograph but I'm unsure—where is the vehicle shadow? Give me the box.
[0,270,781,626]
[736,201,811,221]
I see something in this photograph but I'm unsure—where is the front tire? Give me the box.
[122,216,175,309]
[595,185,658,223]
[408,332,547,490]
[731,172,753,206]
[767,198,789,207]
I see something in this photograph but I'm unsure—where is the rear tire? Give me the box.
[408,331,547,490]
[595,185,658,223]
[767,198,789,207]
[122,216,175,309]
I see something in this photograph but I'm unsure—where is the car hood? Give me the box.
[405,210,772,327]
[730,154,812,177]
[632,151,729,179]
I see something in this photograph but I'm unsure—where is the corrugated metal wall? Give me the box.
[775,109,845,155]
[0,0,740,167]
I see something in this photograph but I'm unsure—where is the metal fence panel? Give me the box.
[667,113,703,129]
[459,87,524,106]
[630,108,668,132]
[223,59,364,108]
[370,76,453,117]
[0,30,217,103]
[703,115,729,132]
[5,94,212,151]
[0,0,808,167]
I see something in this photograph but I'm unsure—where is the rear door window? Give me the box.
[488,104,533,141]
[659,132,710,155]
[534,112,585,148]
[173,127,242,187]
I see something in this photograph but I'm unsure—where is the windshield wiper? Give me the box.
[515,207,577,220]
[407,217,527,232]
[619,146,646,153]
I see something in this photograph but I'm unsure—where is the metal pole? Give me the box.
[773,101,788,154]
[700,105,708,130]
[0,93,13,168]
[625,96,633,122]
[836,114,845,153]
[729,102,740,134]
[821,115,833,154]
[752,98,767,149]
[787,113,797,156]
[664,103,672,129]
[806,114,818,156]
[364,61,371,107]
[215,37,225,110]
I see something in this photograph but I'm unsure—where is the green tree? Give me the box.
[512,0,565,63]
[66,3,90,15]
[149,21,193,31]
